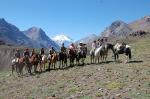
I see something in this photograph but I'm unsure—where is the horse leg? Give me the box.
[95,57,97,64]
[64,59,67,67]
[62,60,64,68]
[34,64,37,73]
[44,62,46,71]
[28,64,32,75]
[20,63,25,76]
[59,61,61,69]
[91,55,92,64]
[40,63,43,72]
[48,61,51,70]
[53,63,55,69]
[12,64,15,75]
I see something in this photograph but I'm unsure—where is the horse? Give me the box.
[40,54,47,72]
[29,54,39,73]
[24,56,33,75]
[99,43,114,62]
[114,43,132,63]
[11,57,25,76]
[91,43,115,64]
[76,50,87,66]
[68,49,77,67]
[90,48,96,64]
[48,52,58,70]
[58,51,67,69]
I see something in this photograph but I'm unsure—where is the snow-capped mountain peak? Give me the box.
[52,34,73,47]
[52,35,72,41]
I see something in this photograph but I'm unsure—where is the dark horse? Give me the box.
[58,51,68,68]
[76,50,87,66]
[114,43,132,63]
[68,49,77,66]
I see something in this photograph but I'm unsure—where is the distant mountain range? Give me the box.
[77,15,150,44]
[102,16,150,38]
[0,15,150,49]
[101,20,132,37]
[129,16,150,32]
[23,27,60,50]
[75,34,98,44]
[51,34,73,47]
[0,18,59,49]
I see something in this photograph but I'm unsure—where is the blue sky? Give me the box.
[0,0,150,41]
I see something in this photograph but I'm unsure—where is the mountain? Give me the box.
[0,18,39,47]
[52,34,73,47]
[75,34,98,44]
[101,20,132,37]
[129,16,150,32]
[23,27,60,50]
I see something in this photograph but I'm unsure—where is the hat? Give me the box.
[79,42,82,44]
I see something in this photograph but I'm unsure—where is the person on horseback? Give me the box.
[40,48,45,56]
[31,49,35,57]
[24,48,30,58]
[47,47,56,70]
[61,43,67,54]
[14,49,21,62]
[69,43,76,52]
[83,43,87,58]
[92,40,97,51]
[48,47,56,60]
[77,42,84,54]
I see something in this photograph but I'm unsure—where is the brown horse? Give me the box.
[48,52,58,70]
[29,54,39,73]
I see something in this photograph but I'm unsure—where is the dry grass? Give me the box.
[0,37,150,99]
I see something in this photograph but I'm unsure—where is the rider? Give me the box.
[48,47,56,59]
[83,43,87,58]
[61,43,67,53]
[48,47,56,70]
[77,42,84,55]
[31,49,35,56]
[14,49,21,62]
[40,48,45,56]
[69,43,76,52]
[23,48,30,57]
[92,40,97,51]
[98,37,107,46]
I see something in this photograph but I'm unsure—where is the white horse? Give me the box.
[90,43,115,64]
[11,57,25,75]
[11,58,19,74]
[40,54,47,71]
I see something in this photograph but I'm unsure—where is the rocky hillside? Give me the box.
[101,20,132,37]
[75,34,98,44]
[0,18,59,49]
[0,18,37,47]
[129,16,150,32]
[23,27,60,50]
